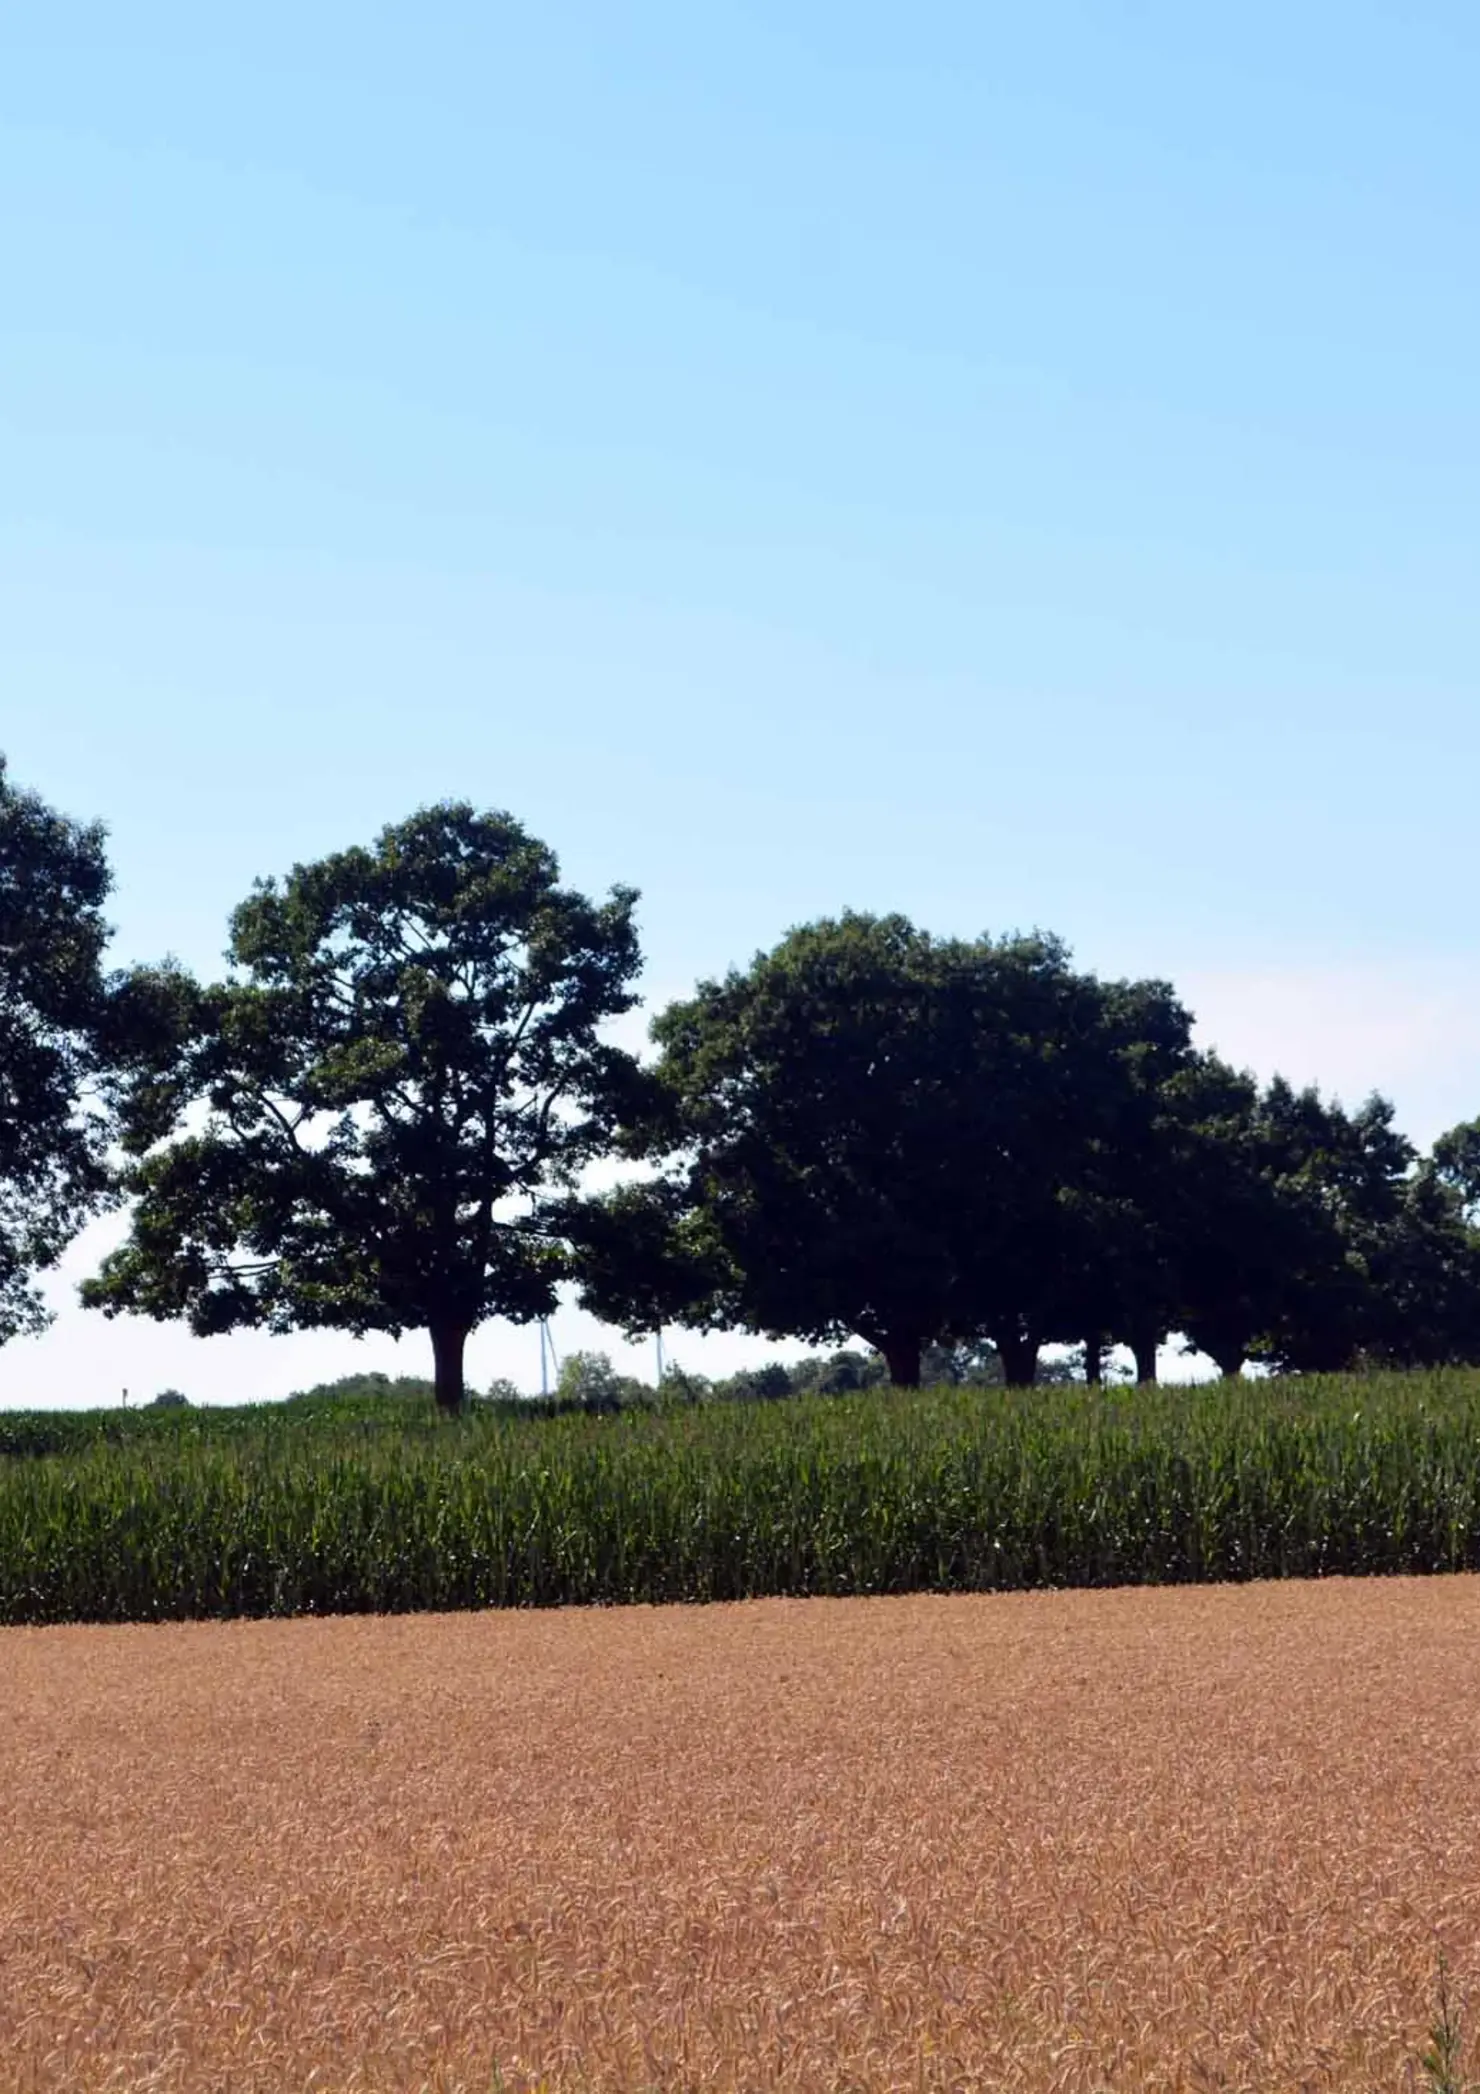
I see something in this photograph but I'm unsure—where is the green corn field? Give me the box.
[4,1370,1480,1624]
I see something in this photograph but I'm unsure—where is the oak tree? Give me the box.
[573,912,1190,1387]
[85,804,643,1410]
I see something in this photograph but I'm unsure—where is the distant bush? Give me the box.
[284,1371,437,1408]
[148,1389,190,1409]
[724,1362,794,1401]
[555,1350,650,1411]
[787,1348,886,1395]
[658,1363,712,1404]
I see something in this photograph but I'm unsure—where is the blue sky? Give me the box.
[4,2,1479,1403]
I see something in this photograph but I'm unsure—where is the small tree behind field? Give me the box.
[555,1350,650,1410]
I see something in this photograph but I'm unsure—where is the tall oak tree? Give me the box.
[86,804,643,1409]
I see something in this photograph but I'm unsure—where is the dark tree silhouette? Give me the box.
[85,803,644,1410]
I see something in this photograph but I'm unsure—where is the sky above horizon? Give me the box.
[4,3,1479,1405]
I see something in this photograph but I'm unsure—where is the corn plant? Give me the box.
[4,1369,1480,1625]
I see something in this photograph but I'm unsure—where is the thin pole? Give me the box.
[656,1328,665,1385]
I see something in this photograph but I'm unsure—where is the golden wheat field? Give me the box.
[4,1581,1480,2093]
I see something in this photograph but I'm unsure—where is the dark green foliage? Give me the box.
[1366,1123,1480,1369]
[574,907,1480,1383]
[785,1346,888,1394]
[573,913,1200,1387]
[919,1340,1010,1386]
[554,1349,651,1410]
[8,1369,1480,1624]
[285,1370,440,1408]
[1183,1090,1480,1377]
[0,757,131,1340]
[83,804,645,1411]
[724,1362,799,1401]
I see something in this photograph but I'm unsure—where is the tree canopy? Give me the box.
[572,913,1203,1385]
[573,911,1480,1385]
[84,804,644,1409]
[0,755,136,1341]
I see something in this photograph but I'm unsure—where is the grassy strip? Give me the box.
[4,1371,1480,1624]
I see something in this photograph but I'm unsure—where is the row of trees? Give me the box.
[282,1344,1041,1416]
[4,757,1479,1408]
[544,1340,1075,1409]
[574,914,1480,1389]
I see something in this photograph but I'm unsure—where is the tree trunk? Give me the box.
[1196,1329,1247,1381]
[1188,1323,1247,1382]
[1083,1334,1106,1386]
[1129,1327,1160,1386]
[430,1319,470,1414]
[998,1332,1039,1388]
[879,1335,922,1388]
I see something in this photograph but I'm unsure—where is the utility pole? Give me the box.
[655,1328,665,1385]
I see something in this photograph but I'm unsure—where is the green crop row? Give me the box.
[4,1371,1480,1625]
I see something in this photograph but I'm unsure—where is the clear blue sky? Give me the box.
[4,2,1478,1403]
